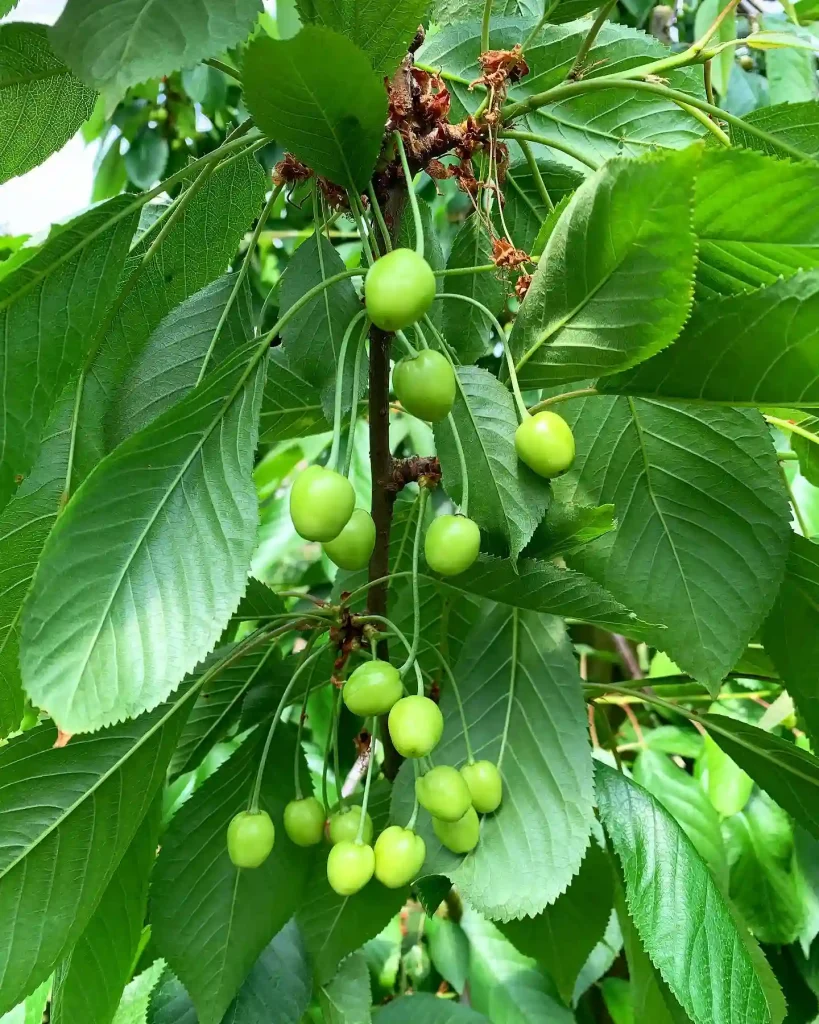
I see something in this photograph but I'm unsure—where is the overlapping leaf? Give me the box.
[729,100,819,158]
[378,993,490,1022]
[499,154,583,255]
[318,951,372,1024]
[21,343,266,733]
[259,348,331,444]
[442,218,506,363]
[0,23,95,183]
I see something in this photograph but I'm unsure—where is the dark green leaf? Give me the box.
[377,993,489,1022]
[51,0,263,110]
[442,217,506,362]
[523,501,616,560]
[21,344,266,733]
[597,763,774,1024]
[125,129,169,189]
[318,951,371,1024]
[510,147,698,386]
[413,874,452,915]
[259,347,331,444]
[790,416,819,485]
[0,23,95,183]
[499,155,583,256]
[729,101,819,159]
[243,27,388,190]
[146,970,200,1024]
[557,397,791,690]
[0,687,195,1014]
[429,0,537,26]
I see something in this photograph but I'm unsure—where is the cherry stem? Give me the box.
[406,759,421,831]
[400,487,430,682]
[367,183,392,253]
[355,718,379,844]
[332,683,346,811]
[321,686,339,814]
[341,570,414,608]
[293,668,315,802]
[394,131,424,259]
[343,326,369,478]
[355,613,425,695]
[347,190,376,265]
[395,330,418,358]
[419,642,475,764]
[496,610,519,772]
[528,387,600,414]
[328,309,369,473]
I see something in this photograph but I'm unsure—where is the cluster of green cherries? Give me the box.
[289,247,576,576]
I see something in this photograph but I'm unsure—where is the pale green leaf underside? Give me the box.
[21,344,265,733]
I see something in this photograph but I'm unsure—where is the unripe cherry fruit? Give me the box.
[374,826,427,888]
[393,349,456,422]
[290,465,355,542]
[283,796,325,847]
[460,760,503,814]
[328,804,373,845]
[327,840,375,895]
[515,411,576,479]
[322,508,376,570]
[388,695,444,758]
[425,515,481,576]
[344,660,403,717]
[433,805,481,854]
[415,765,472,822]
[227,810,276,868]
[364,248,437,332]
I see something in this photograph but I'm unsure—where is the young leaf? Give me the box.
[442,217,506,363]
[243,27,388,190]
[150,728,312,1024]
[510,147,698,386]
[318,951,372,1024]
[557,397,791,690]
[433,365,551,562]
[377,993,490,1022]
[0,23,95,183]
[51,0,263,111]
[21,343,266,734]
[597,764,773,1024]
[0,196,138,510]
[601,271,819,406]
[729,100,819,158]
[51,799,162,1024]
[0,688,195,1014]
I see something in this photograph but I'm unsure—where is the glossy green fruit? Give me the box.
[283,796,325,847]
[388,695,444,758]
[425,515,481,576]
[344,660,403,716]
[327,840,375,895]
[227,810,275,868]
[393,349,456,422]
[364,248,436,331]
[433,806,480,854]
[322,508,376,570]
[374,826,427,888]
[290,465,355,542]
[515,411,576,478]
[416,765,472,822]
[328,804,374,845]
[461,760,503,813]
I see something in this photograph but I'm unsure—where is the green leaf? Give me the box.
[0,385,74,738]
[243,27,388,190]
[318,951,372,1024]
[597,763,773,1024]
[763,535,819,745]
[151,728,311,1024]
[442,217,506,363]
[111,961,164,1024]
[789,416,819,485]
[259,348,331,444]
[51,0,263,111]
[698,734,754,818]
[500,840,615,1005]
[461,908,575,1023]
[113,273,252,443]
[296,0,428,77]
[393,607,595,920]
[602,272,819,405]
[21,343,266,733]
[425,917,470,994]
[500,155,583,256]
[0,23,95,183]
[0,196,137,510]
[633,749,728,888]
[699,713,819,839]
[729,100,819,158]
[278,232,363,419]
[76,151,266,479]
[0,687,195,1014]
[0,979,52,1024]
[429,0,538,27]
[433,365,551,562]
[556,397,791,690]
[510,147,698,386]
[124,129,169,190]
[724,791,806,945]
[51,798,162,1024]
[523,501,616,560]
[763,17,819,105]
[694,0,736,96]
[146,970,198,1024]
[377,993,490,1022]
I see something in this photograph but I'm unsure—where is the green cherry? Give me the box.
[374,826,427,888]
[388,695,444,758]
[515,411,576,478]
[344,660,403,716]
[328,804,373,845]
[322,508,376,570]
[460,761,503,814]
[327,840,375,895]
[424,515,480,576]
[290,465,355,543]
[364,248,437,332]
[393,349,456,422]
[415,765,472,822]
[433,806,481,854]
[226,810,275,868]
[283,796,325,847]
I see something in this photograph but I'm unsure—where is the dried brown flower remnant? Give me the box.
[272,153,312,186]
[515,273,533,302]
[493,237,530,269]
[317,176,350,210]
[470,44,530,93]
